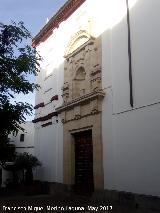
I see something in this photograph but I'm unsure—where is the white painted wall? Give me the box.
[34,0,160,196]
[34,0,97,184]
[1,122,35,187]
[9,121,34,155]
[34,120,63,182]
[112,105,160,196]
[102,0,160,196]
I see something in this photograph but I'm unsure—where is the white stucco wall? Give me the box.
[34,0,100,184]
[2,122,35,187]
[34,120,63,182]
[34,0,160,196]
[9,121,34,155]
[102,0,160,196]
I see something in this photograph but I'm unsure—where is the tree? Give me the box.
[0,142,15,165]
[14,153,41,185]
[3,152,41,186]
[0,21,41,162]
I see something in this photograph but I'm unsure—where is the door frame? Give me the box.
[63,113,104,191]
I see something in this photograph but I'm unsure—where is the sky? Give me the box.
[0,0,67,120]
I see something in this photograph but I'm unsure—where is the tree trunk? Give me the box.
[25,168,33,185]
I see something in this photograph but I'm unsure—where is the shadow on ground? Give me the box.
[0,185,160,213]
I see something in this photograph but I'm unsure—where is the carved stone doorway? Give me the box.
[56,31,104,191]
[73,130,94,194]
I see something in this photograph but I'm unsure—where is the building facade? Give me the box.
[9,121,35,155]
[1,122,35,187]
[33,0,160,197]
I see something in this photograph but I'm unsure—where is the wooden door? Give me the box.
[74,130,94,194]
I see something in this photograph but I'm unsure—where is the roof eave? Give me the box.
[32,0,86,48]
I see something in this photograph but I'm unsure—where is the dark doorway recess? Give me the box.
[73,130,94,195]
[0,169,2,186]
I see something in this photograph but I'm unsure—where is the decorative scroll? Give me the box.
[50,95,58,102]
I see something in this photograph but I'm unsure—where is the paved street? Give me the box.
[0,193,159,213]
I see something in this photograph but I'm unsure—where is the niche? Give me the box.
[73,67,86,98]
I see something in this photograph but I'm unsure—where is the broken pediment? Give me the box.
[64,30,93,57]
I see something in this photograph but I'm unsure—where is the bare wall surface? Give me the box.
[102,0,160,196]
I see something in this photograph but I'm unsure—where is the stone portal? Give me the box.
[56,30,104,192]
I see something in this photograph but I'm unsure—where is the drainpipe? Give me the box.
[126,0,134,107]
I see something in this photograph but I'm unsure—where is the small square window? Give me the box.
[20,134,25,142]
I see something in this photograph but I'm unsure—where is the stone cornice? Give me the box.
[32,0,86,48]
[34,95,58,110]
[34,102,45,109]
[42,122,52,128]
[32,111,58,123]
[56,90,105,113]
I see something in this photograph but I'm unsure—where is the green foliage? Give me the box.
[0,21,40,97]
[3,152,41,185]
[0,21,41,154]
[14,152,41,185]
[14,152,41,170]
[0,140,15,165]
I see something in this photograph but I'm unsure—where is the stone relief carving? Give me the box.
[64,30,91,57]
[62,82,69,103]
[58,30,104,123]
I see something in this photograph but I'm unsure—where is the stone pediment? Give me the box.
[64,30,94,58]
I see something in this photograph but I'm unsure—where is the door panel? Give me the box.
[74,130,94,194]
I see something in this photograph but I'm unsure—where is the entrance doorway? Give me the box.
[73,130,94,194]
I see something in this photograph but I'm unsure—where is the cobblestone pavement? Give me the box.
[0,193,159,213]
